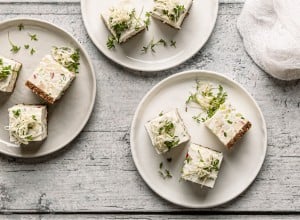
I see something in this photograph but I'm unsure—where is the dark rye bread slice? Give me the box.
[227,121,252,149]
[25,80,55,104]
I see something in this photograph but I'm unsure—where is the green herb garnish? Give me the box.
[29,33,38,41]
[170,5,185,21]
[159,169,172,179]
[12,109,21,117]
[24,44,30,49]
[158,120,175,136]
[185,153,192,163]
[164,138,179,150]
[69,49,80,73]
[144,12,151,30]
[192,114,207,124]
[186,82,227,121]
[170,40,176,48]
[203,158,220,173]
[112,21,129,43]
[8,32,21,54]
[165,169,172,178]
[52,47,80,73]
[207,85,227,118]
[107,36,116,49]
[159,162,163,169]
[30,48,36,55]
[0,57,12,80]
[141,38,167,53]
[161,5,185,22]
[0,65,12,81]
[26,135,33,141]
[18,23,24,31]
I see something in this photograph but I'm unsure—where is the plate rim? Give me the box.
[130,69,268,208]
[0,17,97,159]
[80,0,219,72]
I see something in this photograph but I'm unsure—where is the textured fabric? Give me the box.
[237,0,300,80]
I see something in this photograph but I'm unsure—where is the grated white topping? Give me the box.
[182,154,218,181]
[51,47,79,73]
[154,0,182,13]
[5,114,46,145]
[181,144,223,188]
[109,7,132,26]
[145,109,190,154]
[195,82,214,111]
[148,117,179,152]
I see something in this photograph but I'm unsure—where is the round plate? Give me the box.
[0,18,96,158]
[130,70,267,208]
[81,0,218,72]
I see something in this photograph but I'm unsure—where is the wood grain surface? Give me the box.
[0,0,299,219]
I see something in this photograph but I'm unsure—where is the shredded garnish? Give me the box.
[51,47,80,73]
[105,7,149,48]
[150,118,180,152]
[186,82,227,122]
[182,150,220,182]
[153,0,185,22]
[5,114,45,145]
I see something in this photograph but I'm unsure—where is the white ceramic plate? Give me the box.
[81,0,218,72]
[0,18,96,158]
[130,70,267,208]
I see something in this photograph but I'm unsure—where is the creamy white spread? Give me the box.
[205,102,249,146]
[102,7,146,43]
[6,105,47,145]
[0,56,21,92]
[152,0,192,29]
[145,109,190,154]
[182,143,223,188]
[28,55,75,101]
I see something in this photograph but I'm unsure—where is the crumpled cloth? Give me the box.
[237,0,300,80]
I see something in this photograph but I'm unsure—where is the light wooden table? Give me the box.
[0,0,299,219]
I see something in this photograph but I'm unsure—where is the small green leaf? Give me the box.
[29,33,38,41]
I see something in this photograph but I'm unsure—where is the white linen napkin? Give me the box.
[237,0,300,80]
